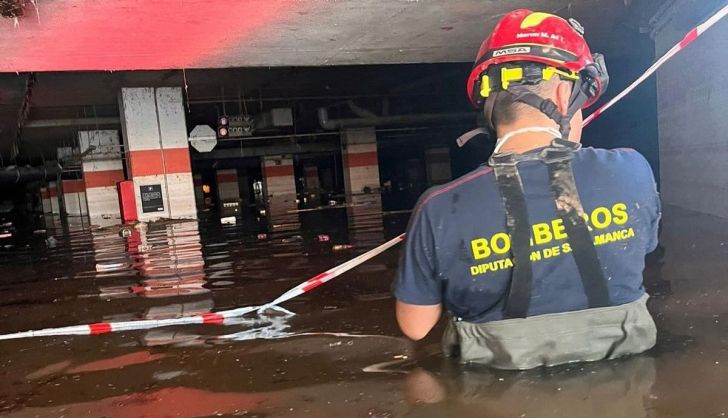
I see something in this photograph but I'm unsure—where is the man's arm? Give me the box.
[640,155,662,253]
[392,194,444,341]
[396,301,442,341]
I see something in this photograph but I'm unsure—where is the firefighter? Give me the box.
[393,9,660,369]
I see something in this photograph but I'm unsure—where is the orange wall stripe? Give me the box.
[63,180,86,193]
[216,173,238,183]
[264,165,294,178]
[127,148,191,177]
[344,151,378,168]
[84,170,125,188]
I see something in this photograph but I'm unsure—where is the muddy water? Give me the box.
[0,203,727,417]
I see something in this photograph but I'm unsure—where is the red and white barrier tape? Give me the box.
[0,234,405,341]
[584,3,728,126]
[2,4,727,342]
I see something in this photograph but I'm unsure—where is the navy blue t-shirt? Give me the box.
[393,147,661,323]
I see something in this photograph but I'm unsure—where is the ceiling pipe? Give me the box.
[25,117,120,128]
[346,100,378,118]
[317,107,477,131]
[0,164,62,184]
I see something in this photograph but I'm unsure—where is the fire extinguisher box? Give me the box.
[117,180,138,223]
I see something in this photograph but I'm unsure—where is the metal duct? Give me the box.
[318,107,476,131]
[25,117,121,128]
[0,164,62,184]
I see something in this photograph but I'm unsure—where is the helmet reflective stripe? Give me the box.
[477,64,580,99]
[520,12,561,29]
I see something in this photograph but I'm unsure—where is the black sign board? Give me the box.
[140,184,164,213]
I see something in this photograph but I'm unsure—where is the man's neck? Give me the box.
[495,121,566,154]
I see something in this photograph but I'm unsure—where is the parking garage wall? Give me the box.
[654,4,728,217]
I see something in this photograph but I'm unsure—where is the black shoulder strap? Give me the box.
[490,140,610,319]
[492,163,533,319]
[545,157,610,309]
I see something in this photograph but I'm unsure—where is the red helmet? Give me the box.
[467,9,604,108]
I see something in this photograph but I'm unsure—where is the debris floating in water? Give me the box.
[95,263,128,273]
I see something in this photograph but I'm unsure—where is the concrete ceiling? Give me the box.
[0,0,662,163]
[0,0,658,72]
[0,64,474,161]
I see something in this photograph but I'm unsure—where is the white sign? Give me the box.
[493,46,531,57]
[188,124,217,153]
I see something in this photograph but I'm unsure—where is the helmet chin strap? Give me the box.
[494,126,562,154]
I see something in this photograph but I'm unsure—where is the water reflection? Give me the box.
[129,221,208,298]
[266,194,301,233]
[4,204,728,417]
[402,356,656,418]
[95,221,209,300]
[346,194,385,250]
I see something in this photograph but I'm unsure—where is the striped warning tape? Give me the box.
[0,234,405,341]
[584,3,728,126]
[2,4,727,342]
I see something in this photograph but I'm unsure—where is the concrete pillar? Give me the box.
[62,179,88,216]
[48,181,60,214]
[119,87,196,222]
[425,147,452,186]
[304,165,321,193]
[341,128,380,196]
[79,130,125,221]
[261,155,299,230]
[653,1,728,217]
[216,169,240,202]
[262,156,296,197]
[40,187,51,213]
[78,130,124,223]
[193,174,205,210]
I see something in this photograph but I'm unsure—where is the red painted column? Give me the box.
[48,181,60,214]
[341,128,381,195]
[120,87,196,222]
[40,187,52,213]
[341,128,383,247]
[261,155,299,230]
[79,130,125,222]
[216,169,240,202]
[62,179,88,216]
[303,165,320,193]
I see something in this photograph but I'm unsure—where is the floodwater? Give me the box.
[0,201,727,417]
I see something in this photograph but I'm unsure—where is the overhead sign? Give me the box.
[218,115,254,139]
[188,124,217,153]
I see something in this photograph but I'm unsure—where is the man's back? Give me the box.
[394,146,661,323]
[394,8,660,369]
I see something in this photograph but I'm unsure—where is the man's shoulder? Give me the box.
[414,165,496,215]
[577,146,649,166]
[575,147,654,179]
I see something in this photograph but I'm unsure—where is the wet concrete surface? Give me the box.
[0,203,727,417]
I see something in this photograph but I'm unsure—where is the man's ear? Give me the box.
[555,81,573,115]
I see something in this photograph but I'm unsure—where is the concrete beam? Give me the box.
[25,117,120,128]
[192,140,339,160]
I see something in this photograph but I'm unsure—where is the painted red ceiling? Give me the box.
[0,0,306,72]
